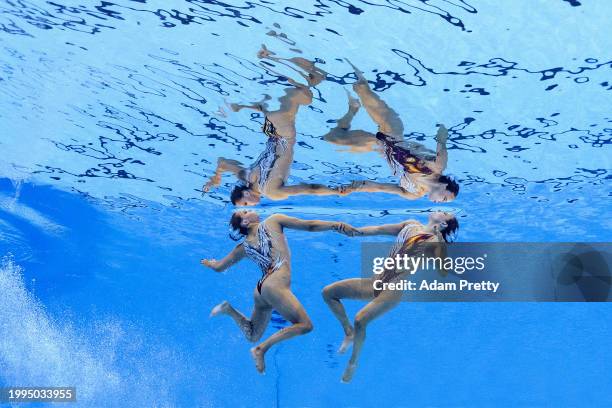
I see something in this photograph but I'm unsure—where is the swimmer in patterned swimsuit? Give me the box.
[203,45,344,205]
[325,61,459,202]
[321,212,459,382]
[202,211,360,374]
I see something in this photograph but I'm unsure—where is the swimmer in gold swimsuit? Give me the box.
[325,61,459,202]
[321,212,459,382]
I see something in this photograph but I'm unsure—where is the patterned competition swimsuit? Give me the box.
[242,222,286,294]
[376,132,433,193]
[234,117,288,193]
[376,221,434,296]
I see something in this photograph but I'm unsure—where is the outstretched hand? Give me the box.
[435,124,448,144]
[201,259,218,270]
[338,180,368,195]
[202,174,221,193]
[334,222,362,237]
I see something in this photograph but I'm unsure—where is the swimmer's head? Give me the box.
[428,211,459,242]
[230,184,261,206]
[229,210,261,240]
[429,175,459,202]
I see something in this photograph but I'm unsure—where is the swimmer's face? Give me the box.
[237,190,261,206]
[239,210,260,228]
[429,211,455,227]
[428,187,455,203]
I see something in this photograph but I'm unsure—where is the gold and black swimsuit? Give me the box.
[375,223,434,296]
[376,132,433,191]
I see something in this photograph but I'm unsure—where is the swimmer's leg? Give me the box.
[323,91,368,150]
[210,291,273,343]
[322,278,374,354]
[258,44,326,87]
[346,59,405,141]
[342,290,401,383]
[228,95,271,114]
[323,108,376,153]
[251,287,313,374]
[336,90,361,130]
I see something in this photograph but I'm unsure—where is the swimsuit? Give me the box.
[242,223,285,293]
[236,117,288,192]
[375,222,434,296]
[262,116,278,138]
[376,132,433,192]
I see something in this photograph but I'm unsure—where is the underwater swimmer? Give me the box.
[203,46,344,205]
[203,211,360,373]
[321,212,459,382]
[325,60,459,202]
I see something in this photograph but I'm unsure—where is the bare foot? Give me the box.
[338,332,354,354]
[341,362,358,383]
[210,301,229,317]
[345,58,367,85]
[344,89,361,113]
[257,44,274,59]
[250,346,266,374]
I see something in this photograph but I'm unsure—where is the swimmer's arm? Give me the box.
[269,214,360,236]
[267,183,341,200]
[355,222,407,236]
[341,180,425,199]
[201,244,246,272]
[434,125,448,170]
[203,158,246,192]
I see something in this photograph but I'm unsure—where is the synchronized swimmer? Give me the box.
[203,45,462,382]
[202,211,359,373]
[203,46,345,205]
[327,61,459,203]
[322,212,459,382]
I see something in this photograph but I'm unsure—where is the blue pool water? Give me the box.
[1,1,611,406]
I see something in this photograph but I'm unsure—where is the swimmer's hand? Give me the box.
[435,124,448,144]
[336,185,349,195]
[338,180,368,195]
[334,222,362,237]
[201,259,220,271]
[202,175,221,193]
[203,158,244,193]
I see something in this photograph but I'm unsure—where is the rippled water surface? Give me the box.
[1,1,611,406]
